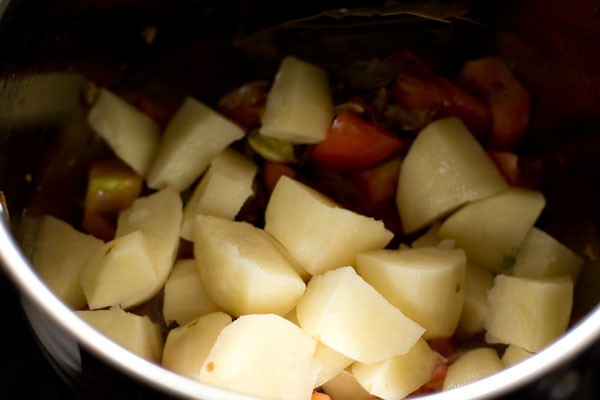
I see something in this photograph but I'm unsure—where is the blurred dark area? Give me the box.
[0,270,73,399]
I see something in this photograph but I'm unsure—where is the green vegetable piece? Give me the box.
[90,176,137,194]
[248,130,296,163]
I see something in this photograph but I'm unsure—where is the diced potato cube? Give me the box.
[87,88,160,176]
[162,259,221,326]
[282,308,352,387]
[180,148,257,241]
[80,231,159,309]
[396,117,508,233]
[265,176,393,275]
[194,215,306,317]
[313,343,354,388]
[484,275,573,352]
[76,307,163,363]
[501,344,533,367]
[513,227,583,282]
[455,262,494,336]
[355,247,466,339]
[116,186,182,291]
[437,187,546,273]
[296,266,424,363]
[147,97,245,191]
[322,370,375,400]
[33,216,103,309]
[442,348,503,390]
[198,314,319,400]
[411,223,441,248]
[260,56,334,144]
[162,312,232,381]
[261,229,311,281]
[352,338,444,399]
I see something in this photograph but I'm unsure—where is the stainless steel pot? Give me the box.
[1,0,600,399]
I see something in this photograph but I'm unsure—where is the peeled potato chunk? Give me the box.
[512,227,583,282]
[501,344,533,367]
[162,259,221,326]
[194,214,306,317]
[180,148,257,241]
[455,262,494,337]
[355,247,467,339]
[265,176,393,276]
[396,117,508,233]
[162,312,232,381]
[484,274,573,352]
[198,314,319,400]
[147,97,245,191]
[260,55,334,144]
[33,215,103,309]
[283,308,353,387]
[87,88,160,176]
[76,307,163,363]
[352,338,444,399]
[437,187,545,273]
[442,348,503,390]
[296,266,425,364]
[312,342,354,388]
[116,186,182,297]
[80,230,159,309]
[322,370,375,400]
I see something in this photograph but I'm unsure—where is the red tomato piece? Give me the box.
[488,150,542,189]
[394,73,441,111]
[262,161,297,194]
[393,73,492,138]
[427,337,457,359]
[460,56,532,150]
[487,150,520,185]
[352,157,401,207]
[432,75,493,137]
[311,392,331,400]
[310,111,406,171]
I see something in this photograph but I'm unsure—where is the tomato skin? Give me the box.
[460,57,532,150]
[432,75,493,137]
[427,337,457,359]
[393,73,492,138]
[487,150,520,185]
[310,110,406,171]
[262,161,297,194]
[394,73,440,111]
[311,392,331,400]
[352,157,401,207]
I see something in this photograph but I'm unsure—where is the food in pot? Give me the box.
[29,51,583,399]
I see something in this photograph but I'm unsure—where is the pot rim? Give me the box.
[1,217,599,399]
